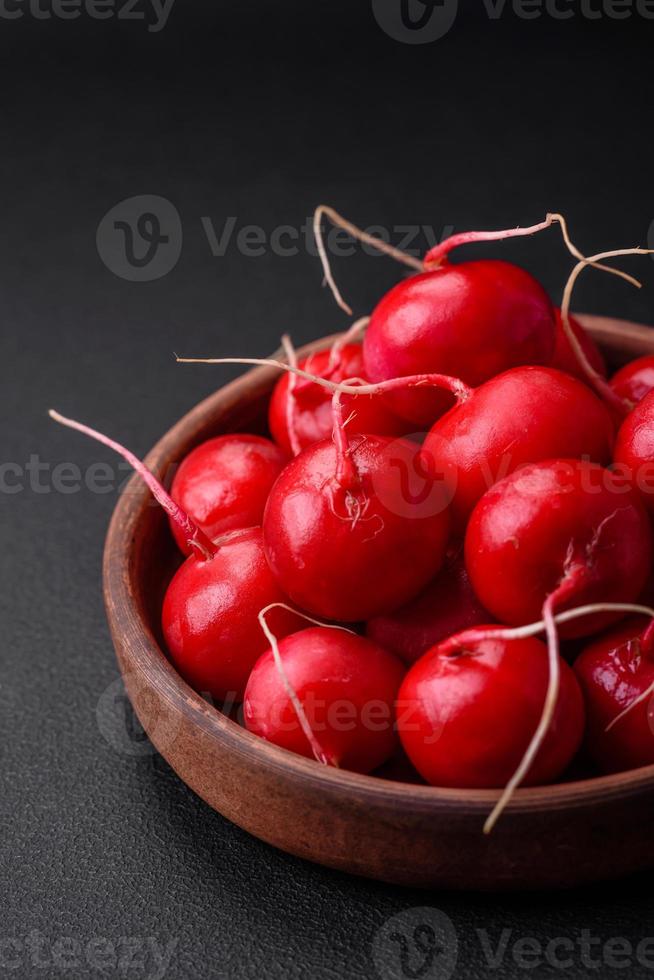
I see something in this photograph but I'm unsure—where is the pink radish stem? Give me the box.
[48,409,217,560]
[424,214,560,267]
[423,213,642,283]
[176,354,473,403]
[331,387,362,491]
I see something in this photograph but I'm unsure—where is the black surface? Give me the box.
[2,3,654,978]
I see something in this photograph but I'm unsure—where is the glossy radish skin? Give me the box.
[550,309,606,381]
[366,553,492,665]
[268,343,409,454]
[263,435,450,621]
[614,390,654,515]
[574,617,654,773]
[244,627,405,773]
[169,435,287,555]
[363,259,556,425]
[422,366,614,530]
[397,632,584,788]
[465,460,653,638]
[610,355,654,408]
[162,528,302,701]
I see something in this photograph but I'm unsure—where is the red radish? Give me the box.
[318,208,571,425]
[169,433,287,556]
[244,611,405,773]
[161,526,301,700]
[408,602,649,829]
[362,258,557,425]
[550,309,606,381]
[465,459,652,637]
[181,357,614,535]
[314,207,647,424]
[366,552,492,665]
[397,630,584,789]
[574,614,654,773]
[610,354,654,407]
[422,365,614,529]
[262,426,451,621]
[463,460,652,830]
[268,341,409,455]
[614,389,654,515]
[314,207,599,426]
[48,411,301,701]
[178,360,463,621]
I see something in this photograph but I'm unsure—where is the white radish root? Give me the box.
[313,205,423,314]
[560,246,654,416]
[257,602,355,767]
[483,591,562,835]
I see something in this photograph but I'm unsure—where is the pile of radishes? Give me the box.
[53,207,654,832]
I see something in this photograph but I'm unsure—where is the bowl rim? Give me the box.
[103,314,654,817]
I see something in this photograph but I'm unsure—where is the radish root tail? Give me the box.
[560,247,654,416]
[483,591,562,835]
[313,205,642,322]
[327,316,370,373]
[442,600,654,793]
[278,318,372,457]
[257,603,354,767]
[606,677,654,732]
[177,354,473,402]
[441,602,654,654]
[48,409,216,560]
[313,205,424,314]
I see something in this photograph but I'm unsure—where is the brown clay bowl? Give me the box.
[103,314,654,891]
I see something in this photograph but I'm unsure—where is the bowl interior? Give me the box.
[107,320,654,809]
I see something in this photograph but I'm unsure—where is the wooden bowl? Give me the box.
[103,314,654,891]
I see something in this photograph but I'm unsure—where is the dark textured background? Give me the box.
[2,2,654,978]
